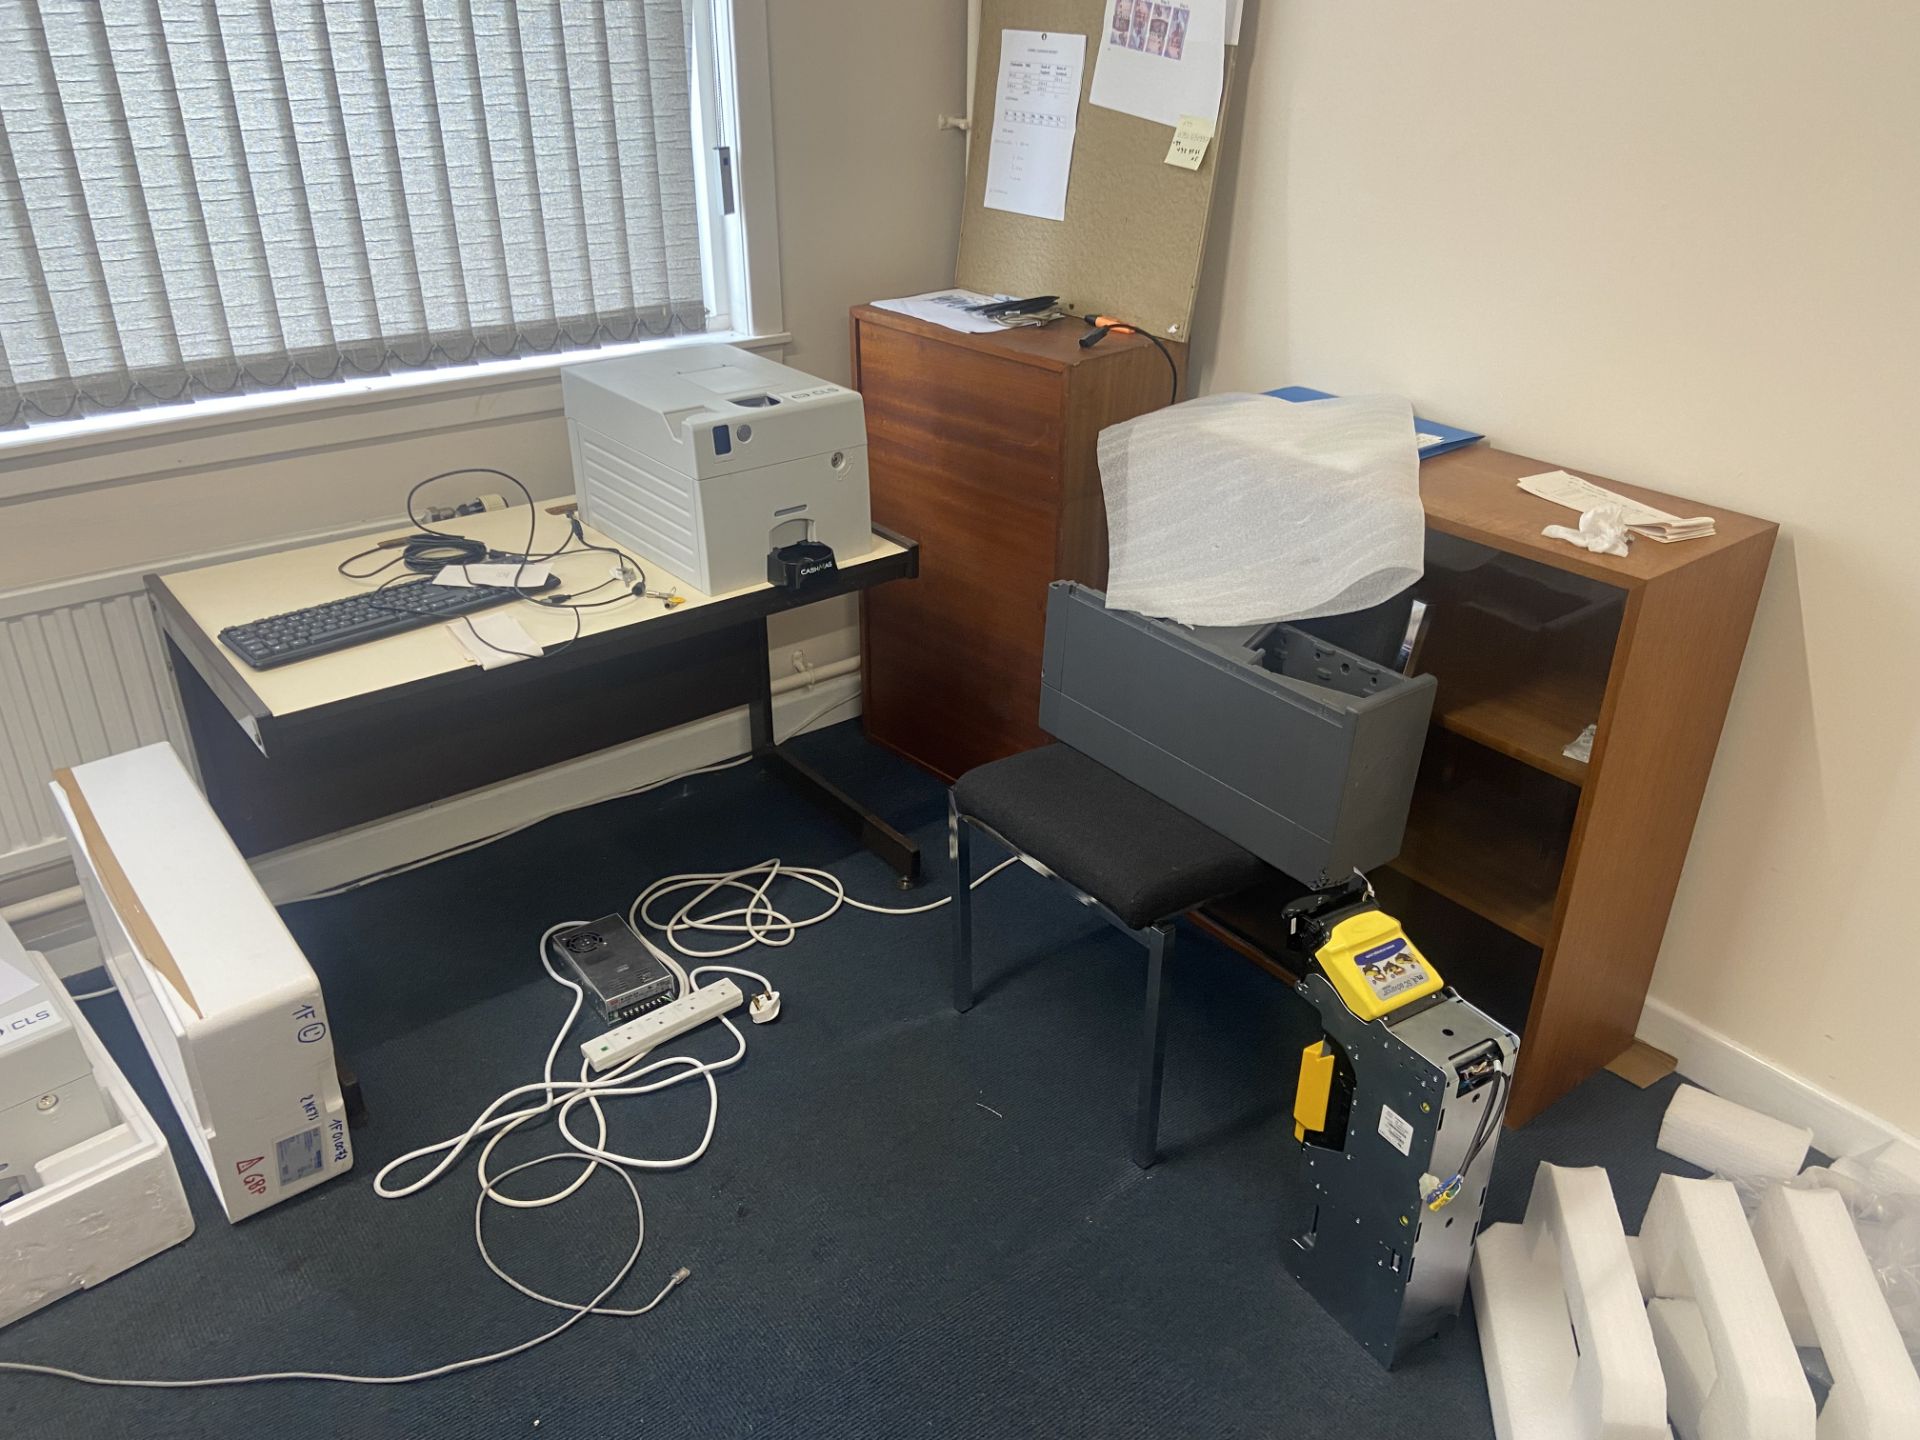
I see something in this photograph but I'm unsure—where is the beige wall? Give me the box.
[1195,2,1920,1132]
[765,0,970,386]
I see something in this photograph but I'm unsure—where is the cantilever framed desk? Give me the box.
[146,501,923,880]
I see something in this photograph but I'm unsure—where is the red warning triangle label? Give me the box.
[236,1155,264,1175]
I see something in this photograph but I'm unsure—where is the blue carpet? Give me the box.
[2,723,1708,1438]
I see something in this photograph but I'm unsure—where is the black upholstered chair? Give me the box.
[948,744,1271,1168]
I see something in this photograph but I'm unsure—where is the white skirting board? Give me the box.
[1636,995,1920,1163]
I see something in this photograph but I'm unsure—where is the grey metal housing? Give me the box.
[1037,583,1436,887]
[1279,975,1518,1365]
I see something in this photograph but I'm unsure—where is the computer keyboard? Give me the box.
[218,580,554,670]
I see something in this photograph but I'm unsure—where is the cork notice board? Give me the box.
[955,0,1238,339]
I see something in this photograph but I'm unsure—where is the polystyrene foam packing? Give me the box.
[1,945,193,1329]
[1637,1175,1812,1439]
[1657,1084,1810,1184]
[1096,392,1424,627]
[1796,1144,1920,1361]
[1647,1300,1714,1438]
[1470,1162,1667,1440]
[1624,1233,1651,1299]
[1753,1184,1920,1439]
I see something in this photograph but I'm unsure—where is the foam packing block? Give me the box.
[1657,1085,1811,1183]
[1,943,194,1329]
[1471,1162,1669,1440]
[1647,1301,1715,1439]
[1638,1175,1813,1439]
[1752,1185,1920,1439]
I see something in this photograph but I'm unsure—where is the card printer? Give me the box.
[562,344,872,596]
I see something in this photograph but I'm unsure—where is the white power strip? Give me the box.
[581,979,745,1073]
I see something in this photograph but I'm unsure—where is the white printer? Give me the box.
[563,344,872,596]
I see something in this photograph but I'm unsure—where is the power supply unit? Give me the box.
[547,916,678,1024]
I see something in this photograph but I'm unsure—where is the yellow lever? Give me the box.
[1293,1039,1335,1142]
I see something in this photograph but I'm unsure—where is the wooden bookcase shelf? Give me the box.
[1429,664,1607,788]
[1391,811,1560,949]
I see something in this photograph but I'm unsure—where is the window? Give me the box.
[0,1,763,432]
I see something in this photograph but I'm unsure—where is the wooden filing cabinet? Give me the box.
[850,303,1185,780]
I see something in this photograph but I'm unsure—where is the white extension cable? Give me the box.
[631,854,1021,961]
[2,833,1016,1390]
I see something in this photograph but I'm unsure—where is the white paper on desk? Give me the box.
[1091,0,1226,129]
[447,610,542,669]
[434,561,550,588]
[1517,472,1714,536]
[984,29,1085,222]
[871,289,1017,335]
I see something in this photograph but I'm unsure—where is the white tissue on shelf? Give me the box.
[1097,392,1425,628]
[1543,504,1632,557]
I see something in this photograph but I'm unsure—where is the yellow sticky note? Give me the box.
[1164,114,1215,170]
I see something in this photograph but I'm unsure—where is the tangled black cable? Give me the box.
[339,468,652,663]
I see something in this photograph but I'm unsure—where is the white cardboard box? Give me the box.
[52,743,351,1223]
[1,932,193,1329]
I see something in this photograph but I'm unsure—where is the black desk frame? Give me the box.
[147,530,923,883]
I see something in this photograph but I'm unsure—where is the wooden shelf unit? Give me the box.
[1204,445,1777,1125]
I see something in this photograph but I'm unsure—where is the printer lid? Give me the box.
[561,343,861,476]
[570,344,828,409]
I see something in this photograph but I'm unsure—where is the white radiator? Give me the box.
[0,584,190,882]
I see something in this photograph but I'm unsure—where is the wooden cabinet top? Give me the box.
[1421,444,1776,588]
[852,303,1180,375]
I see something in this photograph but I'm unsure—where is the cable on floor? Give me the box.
[6,776,1014,1390]
[631,852,1022,961]
[0,923,735,1390]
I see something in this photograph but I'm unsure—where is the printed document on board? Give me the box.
[983,29,1086,222]
[1091,0,1227,129]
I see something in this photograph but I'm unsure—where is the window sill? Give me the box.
[0,329,791,475]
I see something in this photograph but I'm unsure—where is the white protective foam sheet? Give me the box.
[1752,1185,1920,1440]
[1657,1085,1811,1184]
[1638,1175,1813,1439]
[1096,392,1425,627]
[1471,1162,1668,1440]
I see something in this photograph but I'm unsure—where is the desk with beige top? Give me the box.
[146,500,922,880]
